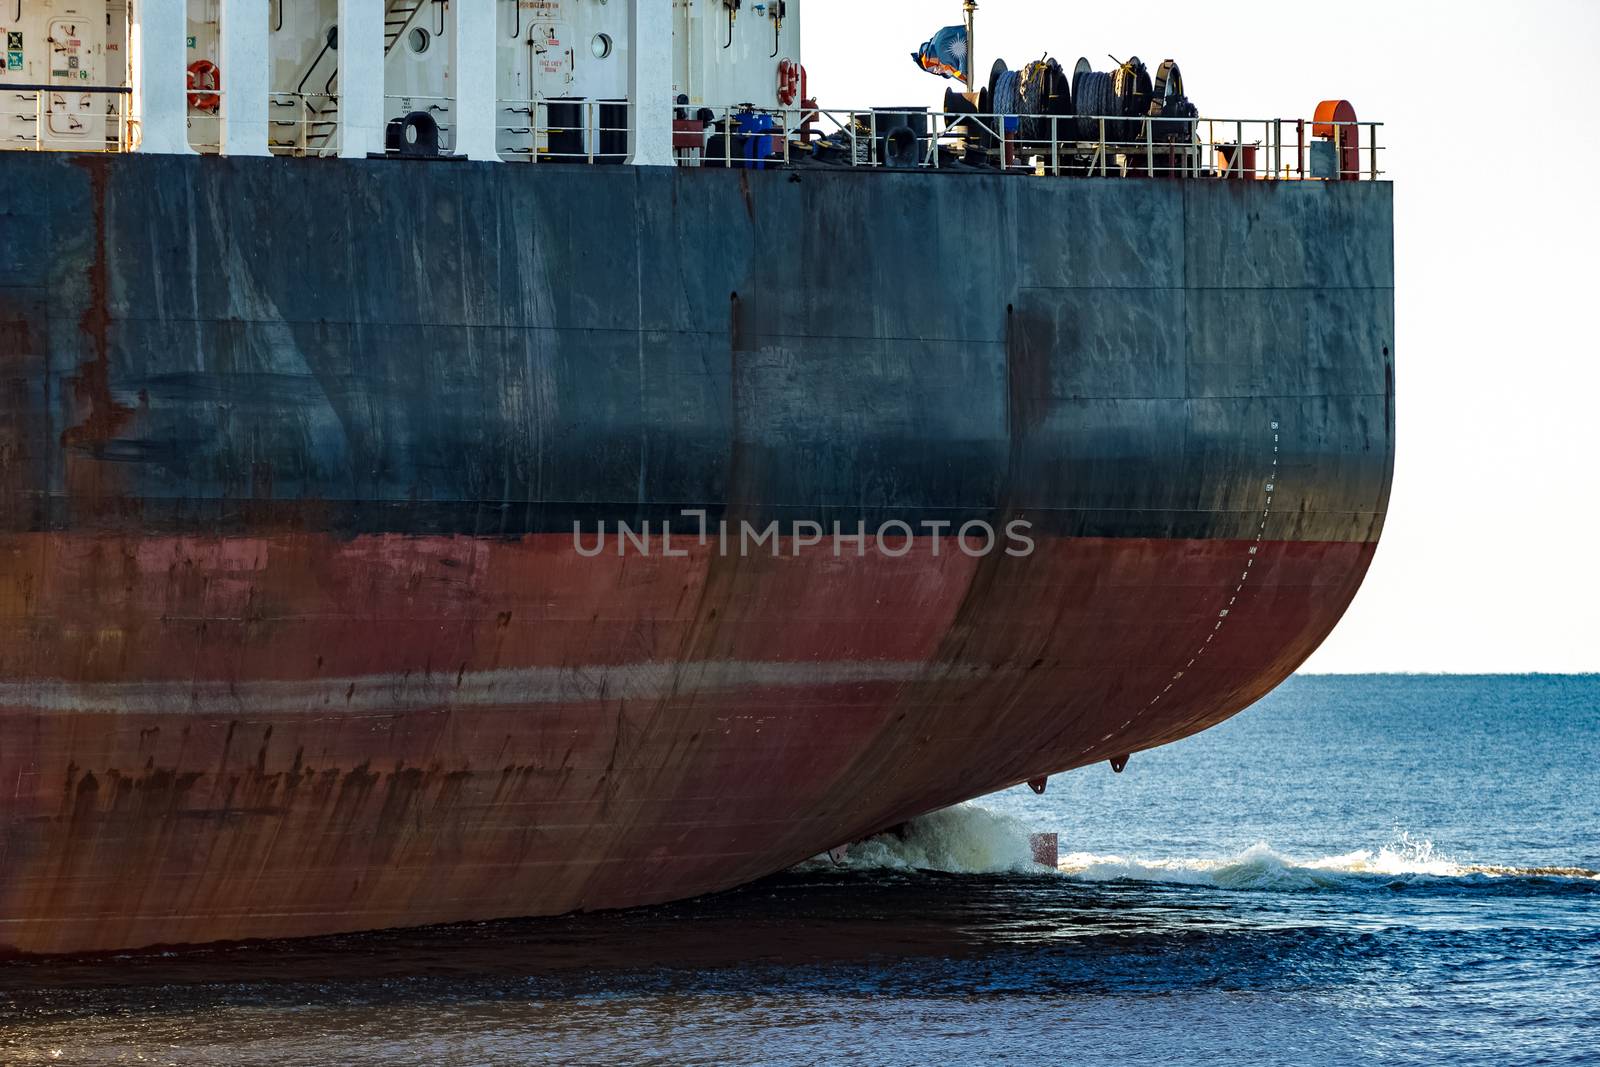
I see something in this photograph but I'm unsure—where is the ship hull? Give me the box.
[0,155,1393,954]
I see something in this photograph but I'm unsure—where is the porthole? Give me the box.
[408,27,431,54]
[590,33,613,60]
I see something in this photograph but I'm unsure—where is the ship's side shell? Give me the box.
[0,157,1394,954]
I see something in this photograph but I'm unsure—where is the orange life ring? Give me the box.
[777,59,800,106]
[187,60,221,113]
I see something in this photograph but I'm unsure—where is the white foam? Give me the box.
[1059,833,1600,890]
[802,809,1599,890]
[805,803,1043,875]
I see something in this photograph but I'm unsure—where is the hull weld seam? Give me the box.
[1107,417,1281,745]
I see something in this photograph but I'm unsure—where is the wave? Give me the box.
[1060,841,1593,892]
[803,805,1600,891]
[801,804,1044,875]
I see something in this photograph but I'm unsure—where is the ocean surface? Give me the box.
[1,674,1596,1066]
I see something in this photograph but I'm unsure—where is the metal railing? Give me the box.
[265,93,455,157]
[2,84,134,153]
[684,105,1385,180]
[0,91,1385,179]
[269,91,340,156]
[497,98,631,164]
[187,94,226,154]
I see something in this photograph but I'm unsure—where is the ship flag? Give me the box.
[911,25,969,81]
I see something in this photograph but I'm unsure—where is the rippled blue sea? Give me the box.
[1,675,1596,1066]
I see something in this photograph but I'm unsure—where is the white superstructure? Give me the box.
[0,0,801,160]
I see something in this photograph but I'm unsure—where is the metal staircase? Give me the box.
[271,0,430,156]
[384,0,428,53]
[303,97,339,152]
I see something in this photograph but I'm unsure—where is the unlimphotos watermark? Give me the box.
[574,509,1034,559]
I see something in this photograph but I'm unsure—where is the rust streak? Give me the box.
[63,156,135,450]
[737,170,755,221]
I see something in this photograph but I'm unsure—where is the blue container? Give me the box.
[734,111,777,169]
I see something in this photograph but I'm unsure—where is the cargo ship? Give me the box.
[0,0,1393,955]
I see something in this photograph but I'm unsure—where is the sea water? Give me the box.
[1,675,1595,1065]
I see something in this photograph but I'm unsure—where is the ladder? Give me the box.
[304,97,339,153]
[275,0,431,156]
[384,0,428,54]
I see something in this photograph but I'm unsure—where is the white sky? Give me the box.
[802,0,1600,674]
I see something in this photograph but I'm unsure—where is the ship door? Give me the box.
[45,16,105,148]
[531,21,575,95]
[529,19,581,158]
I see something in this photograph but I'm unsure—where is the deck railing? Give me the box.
[0,93,1384,180]
[2,84,134,153]
[267,91,339,156]
[683,105,1385,180]
[497,99,632,165]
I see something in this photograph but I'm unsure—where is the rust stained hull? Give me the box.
[0,533,1377,953]
[0,155,1395,954]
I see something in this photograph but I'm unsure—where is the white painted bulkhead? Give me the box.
[0,2,118,151]
[0,0,803,160]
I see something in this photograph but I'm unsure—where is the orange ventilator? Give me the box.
[1313,99,1360,180]
[187,60,221,113]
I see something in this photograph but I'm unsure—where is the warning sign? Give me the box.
[6,52,20,71]
[6,31,21,51]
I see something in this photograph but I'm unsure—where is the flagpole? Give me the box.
[964,0,978,93]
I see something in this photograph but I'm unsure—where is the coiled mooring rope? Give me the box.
[994,68,1022,124]
[1072,69,1116,143]
[1018,58,1064,142]
[1111,57,1152,143]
